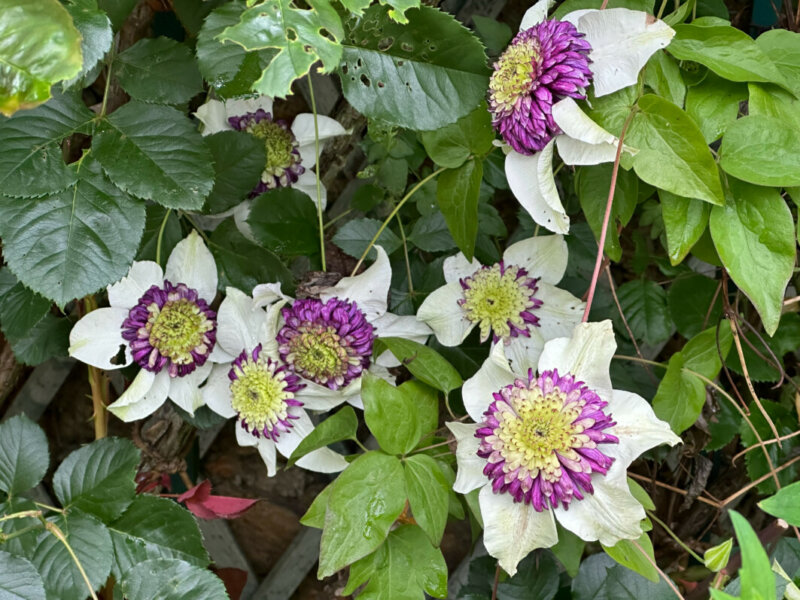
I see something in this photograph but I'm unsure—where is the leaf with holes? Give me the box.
[115,37,203,104]
[616,279,674,346]
[218,0,344,99]
[339,4,490,131]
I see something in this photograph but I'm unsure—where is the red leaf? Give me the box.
[178,480,258,519]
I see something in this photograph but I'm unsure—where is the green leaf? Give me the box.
[107,495,209,579]
[627,94,724,206]
[53,437,140,522]
[644,51,685,108]
[196,1,276,99]
[209,219,293,293]
[668,23,789,90]
[472,15,512,53]
[120,559,228,600]
[332,217,402,259]
[739,399,799,494]
[0,550,46,600]
[247,188,320,256]
[0,92,95,198]
[0,156,146,308]
[685,74,746,144]
[137,205,182,266]
[704,538,733,572]
[31,511,112,600]
[92,101,215,209]
[709,179,795,336]
[5,314,70,366]
[362,374,422,455]
[576,164,638,262]
[726,313,800,383]
[603,533,659,583]
[218,0,344,99]
[497,552,559,600]
[0,415,49,495]
[0,0,82,115]
[436,159,482,260]
[404,454,449,546]
[572,553,676,600]
[374,337,462,393]
[172,0,227,36]
[115,38,203,105]
[288,406,358,467]
[0,268,52,347]
[720,115,800,187]
[667,274,722,339]
[729,510,776,600]
[345,524,447,599]
[748,83,800,132]
[682,324,732,375]
[419,103,494,168]
[755,29,800,98]
[318,451,406,577]
[300,481,333,529]
[660,190,710,266]
[617,279,674,346]
[760,481,800,527]
[663,0,696,26]
[64,0,113,87]
[408,212,457,252]
[204,130,265,215]
[551,525,585,577]
[97,0,137,29]
[339,5,489,131]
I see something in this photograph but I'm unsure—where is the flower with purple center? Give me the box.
[69,231,226,422]
[497,0,675,234]
[418,235,584,370]
[201,288,348,476]
[448,321,681,575]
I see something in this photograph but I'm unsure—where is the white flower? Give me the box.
[200,287,349,476]
[449,320,681,575]
[69,231,224,421]
[416,235,584,371]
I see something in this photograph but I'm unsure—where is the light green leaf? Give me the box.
[0,550,46,600]
[748,83,800,131]
[404,454,449,546]
[64,0,113,87]
[720,115,800,187]
[729,510,776,600]
[300,481,333,529]
[204,130,266,214]
[53,437,140,522]
[682,324,732,375]
[218,0,344,99]
[0,415,49,495]
[0,0,82,115]
[627,94,724,206]
[760,481,800,527]
[0,92,95,198]
[755,29,800,97]
[685,74,746,143]
[616,278,674,346]
[663,0,696,25]
[551,524,585,577]
[115,37,203,104]
[0,156,146,308]
[288,406,358,467]
[603,533,659,583]
[374,337,462,393]
[332,217,402,259]
[436,159,482,260]
[339,4,489,131]
[419,103,494,169]
[318,451,406,577]
[704,538,733,572]
[660,190,710,265]
[709,179,795,336]
[120,559,228,600]
[247,188,320,256]
[644,50,685,107]
[362,374,422,454]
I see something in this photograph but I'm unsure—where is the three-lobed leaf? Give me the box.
[0,415,50,495]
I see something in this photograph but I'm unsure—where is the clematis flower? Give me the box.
[416,235,584,371]
[493,0,674,233]
[200,288,348,476]
[69,231,225,421]
[447,320,680,575]
[194,95,346,233]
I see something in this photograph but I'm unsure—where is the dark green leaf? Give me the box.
[0,156,146,307]
[404,454,449,546]
[0,415,49,495]
[204,130,265,215]
[137,205,182,266]
[53,437,140,522]
[436,159,482,260]
[760,481,800,527]
[617,279,674,346]
[729,510,776,600]
[332,217,402,259]
[739,399,799,494]
[572,553,676,600]
[685,74,746,143]
[362,374,422,455]
[97,0,137,29]
[408,211,457,253]
[419,104,494,168]
[667,274,721,339]
[120,559,228,600]
[375,337,462,393]
[720,115,800,187]
[64,0,113,87]
[0,550,46,600]
[0,268,52,346]
[115,38,203,105]
[288,406,358,467]
[660,190,710,265]
[726,313,800,383]
[93,101,214,209]
[551,525,585,577]
[318,451,406,577]
[339,5,489,131]
[247,188,319,256]
[497,552,559,600]
[472,16,512,54]
[4,313,70,366]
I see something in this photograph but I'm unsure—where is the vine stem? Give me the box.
[307,73,327,272]
[46,521,99,600]
[155,208,172,266]
[647,511,705,563]
[83,295,108,439]
[350,167,446,276]
[631,539,684,599]
[582,108,637,322]
[491,562,501,600]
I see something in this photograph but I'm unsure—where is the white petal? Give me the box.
[235,420,258,448]
[506,145,570,235]
[575,9,675,98]
[416,282,473,347]
[240,422,278,477]
[480,486,559,576]
[553,469,645,545]
[233,200,256,242]
[293,114,347,166]
[274,407,314,458]
[519,0,554,30]
[295,379,353,411]
[537,320,616,400]
[501,235,568,284]
[536,283,585,341]
[320,246,391,320]
[195,100,230,135]
[165,230,218,302]
[553,98,617,147]
[555,135,619,165]
[168,362,212,415]
[107,369,169,422]
[605,389,681,470]
[447,422,486,494]
[252,282,290,308]
[372,312,432,367]
[462,344,516,422]
[201,364,236,418]
[276,408,348,473]
[224,96,274,119]
[294,171,327,210]
[217,288,262,356]
[68,307,131,370]
[502,329,546,376]
[107,261,163,309]
[209,343,236,364]
[443,252,481,285]
[296,448,349,473]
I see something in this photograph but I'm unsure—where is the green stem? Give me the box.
[648,511,705,563]
[46,521,99,600]
[307,73,327,272]
[0,510,42,523]
[155,208,172,266]
[0,524,43,544]
[396,213,414,296]
[323,208,353,230]
[98,38,117,120]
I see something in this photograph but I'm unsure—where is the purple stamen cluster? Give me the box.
[489,19,593,155]
[476,368,618,511]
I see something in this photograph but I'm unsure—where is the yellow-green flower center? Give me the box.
[247,119,298,174]
[489,38,540,115]
[147,299,213,366]
[230,355,293,435]
[287,324,353,386]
